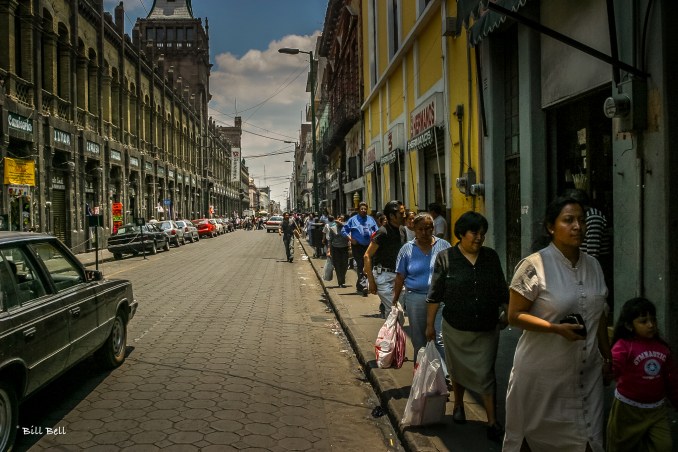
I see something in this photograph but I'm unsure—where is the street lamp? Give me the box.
[278,47,318,214]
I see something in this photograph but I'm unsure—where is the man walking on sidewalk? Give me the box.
[364,200,406,316]
[342,202,378,296]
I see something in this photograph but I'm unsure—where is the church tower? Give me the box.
[134,0,212,120]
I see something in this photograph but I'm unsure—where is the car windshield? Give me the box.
[115,225,139,234]
[269,216,283,222]
[159,222,173,230]
[176,221,186,227]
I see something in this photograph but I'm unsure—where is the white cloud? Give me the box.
[209,33,320,206]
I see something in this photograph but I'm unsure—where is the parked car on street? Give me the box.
[0,232,138,451]
[213,219,225,235]
[107,223,171,259]
[215,218,230,233]
[265,215,284,232]
[158,220,185,246]
[176,219,199,243]
[192,218,218,238]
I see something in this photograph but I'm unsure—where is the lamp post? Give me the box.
[278,47,318,214]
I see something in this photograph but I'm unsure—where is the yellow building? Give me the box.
[360,0,484,237]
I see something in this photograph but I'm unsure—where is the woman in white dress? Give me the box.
[504,196,613,452]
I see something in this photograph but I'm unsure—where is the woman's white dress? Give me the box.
[503,243,608,452]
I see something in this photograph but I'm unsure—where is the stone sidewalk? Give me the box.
[296,239,505,452]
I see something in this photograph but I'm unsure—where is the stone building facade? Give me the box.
[0,0,239,252]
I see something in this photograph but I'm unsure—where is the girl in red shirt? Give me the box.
[606,297,678,452]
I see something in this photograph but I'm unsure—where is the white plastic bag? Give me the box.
[323,257,334,281]
[401,341,449,426]
[375,305,404,368]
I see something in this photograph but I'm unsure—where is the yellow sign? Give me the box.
[3,157,36,186]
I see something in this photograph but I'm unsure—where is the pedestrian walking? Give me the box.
[364,200,406,316]
[426,211,508,442]
[278,212,300,262]
[606,297,678,452]
[392,213,450,365]
[404,210,416,241]
[428,202,447,239]
[342,202,378,296]
[503,195,611,451]
[327,215,350,288]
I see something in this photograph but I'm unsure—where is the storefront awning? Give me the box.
[456,0,648,80]
[456,0,528,46]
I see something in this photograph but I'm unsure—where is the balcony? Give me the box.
[321,94,361,155]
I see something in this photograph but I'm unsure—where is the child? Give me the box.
[606,297,678,452]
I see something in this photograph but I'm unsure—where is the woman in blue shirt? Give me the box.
[392,213,450,365]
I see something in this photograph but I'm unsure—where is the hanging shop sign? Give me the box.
[407,127,436,152]
[51,175,65,190]
[54,129,71,146]
[86,141,101,155]
[364,162,375,173]
[112,202,123,234]
[130,157,139,167]
[385,123,405,155]
[410,92,443,139]
[8,112,33,134]
[110,150,122,161]
[231,147,241,181]
[3,157,36,186]
[365,141,379,167]
[380,151,398,165]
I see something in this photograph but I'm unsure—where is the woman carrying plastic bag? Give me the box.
[401,341,449,427]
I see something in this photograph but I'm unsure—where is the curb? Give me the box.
[297,239,437,452]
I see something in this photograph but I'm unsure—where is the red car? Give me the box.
[192,218,218,238]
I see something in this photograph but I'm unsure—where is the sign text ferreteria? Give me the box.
[8,112,33,133]
[86,141,100,155]
[407,127,435,152]
[54,129,71,146]
[110,150,122,161]
[130,157,139,167]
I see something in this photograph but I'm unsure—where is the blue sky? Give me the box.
[104,0,328,206]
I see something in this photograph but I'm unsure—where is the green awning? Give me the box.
[456,0,529,46]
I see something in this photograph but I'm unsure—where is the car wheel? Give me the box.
[95,310,127,369]
[188,234,194,243]
[113,252,123,260]
[149,241,158,255]
[0,380,18,452]
[195,234,200,242]
[163,239,171,251]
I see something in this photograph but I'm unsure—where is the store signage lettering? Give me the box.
[410,93,442,138]
[407,128,435,152]
[8,113,33,133]
[54,129,71,146]
[130,157,139,167]
[4,158,36,186]
[158,167,165,176]
[364,162,375,173]
[85,180,95,194]
[231,147,241,181]
[144,162,153,171]
[380,151,397,165]
[51,175,65,190]
[86,141,100,155]
[168,169,174,178]
[110,150,122,161]
[365,143,378,166]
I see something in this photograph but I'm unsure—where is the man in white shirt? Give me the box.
[428,202,447,239]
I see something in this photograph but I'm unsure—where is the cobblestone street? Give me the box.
[14,230,401,451]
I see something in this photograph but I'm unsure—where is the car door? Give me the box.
[0,246,70,394]
[27,240,100,369]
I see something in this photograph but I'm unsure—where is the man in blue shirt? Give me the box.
[342,202,378,295]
